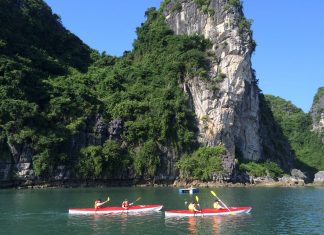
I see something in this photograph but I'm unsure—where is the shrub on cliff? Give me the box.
[75,140,129,179]
[239,161,284,178]
[177,146,225,180]
[134,140,160,179]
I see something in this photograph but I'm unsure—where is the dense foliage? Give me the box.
[177,146,225,180]
[239,161,284,178]
[264,95,324,172]
[1,0,322,182]
[0,1,213,179]
[0,0,95,177]
[313,87,324,103]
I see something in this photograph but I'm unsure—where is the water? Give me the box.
[0,187,323,234]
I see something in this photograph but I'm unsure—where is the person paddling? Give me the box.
[122,199,130,209]
[94,197,109,210]
[188,201,201,213]
[213,199,223,209]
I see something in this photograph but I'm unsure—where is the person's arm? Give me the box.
[98,199,109,207]
[97,202,105,207]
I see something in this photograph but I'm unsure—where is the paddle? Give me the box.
[101,196,110,207]
[195,196,203,216]
[210,191,231,213]
[105,196,110,204]
[130,197,141,206]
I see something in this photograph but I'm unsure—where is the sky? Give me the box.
[44,0,323,112]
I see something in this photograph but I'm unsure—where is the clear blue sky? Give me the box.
[44,0,323,112]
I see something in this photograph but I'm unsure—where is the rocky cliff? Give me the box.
[0,0,301,185]
[163,0,261,173]
[310,87,324,142]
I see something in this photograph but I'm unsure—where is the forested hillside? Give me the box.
[0,1,227,181]
[0,0,322,184]
[264,95,324,173]
[0,0,95,176]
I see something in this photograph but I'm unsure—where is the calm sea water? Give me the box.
[0,187,323,234]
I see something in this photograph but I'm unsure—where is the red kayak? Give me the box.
[69,204,163,215]
[165,207,252,217]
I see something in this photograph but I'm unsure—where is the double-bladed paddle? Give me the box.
[195,195,203,216]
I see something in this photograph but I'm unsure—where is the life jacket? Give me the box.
[188,203,195,211]
[94,200,101,209]
[213,202,219,209]
[122,201,129,208]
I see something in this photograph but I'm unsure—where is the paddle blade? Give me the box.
[135,197,141,202]
[132,197,141,204]
[107,197,110,202]
[211,191,216,197]
[195,196,199,203]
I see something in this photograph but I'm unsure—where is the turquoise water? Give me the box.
[0,187,323,234]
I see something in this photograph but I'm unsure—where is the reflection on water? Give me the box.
[187,216,221,235]
[165,213,252,235]
[188,216,196,234]
[68,212,164,234]
[212,216,221,234]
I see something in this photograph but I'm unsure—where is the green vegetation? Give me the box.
[313,87,324,103]
[160,0,172,11]
[75,140,128,179]
[265,95,324,172]
[0,2,212,180]
[177,146,225,180]
[133,140,160,178]
[0,0,94,177]
[224,0,241,11]
[194,0,215,16]
[223,0,257,52]
[239,161,284,178]
[1,0,322,182]
[171,1,182,13]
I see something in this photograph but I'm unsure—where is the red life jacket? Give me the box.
[122,201,129,208]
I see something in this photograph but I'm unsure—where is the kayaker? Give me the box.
[188,201,201,212]
[213,199,223,209]
[122,199,130,209]
[94,198,109,209]
[188,201,195,211]
[194,202,201,212]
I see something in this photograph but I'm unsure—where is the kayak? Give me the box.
[165,207,252,217]
[69,204,163,215]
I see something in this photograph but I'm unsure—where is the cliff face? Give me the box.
[163,0,261,173]
[310,87,324,140]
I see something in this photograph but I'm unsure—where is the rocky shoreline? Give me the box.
[1,170,323,189]
[1,177,323,190]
